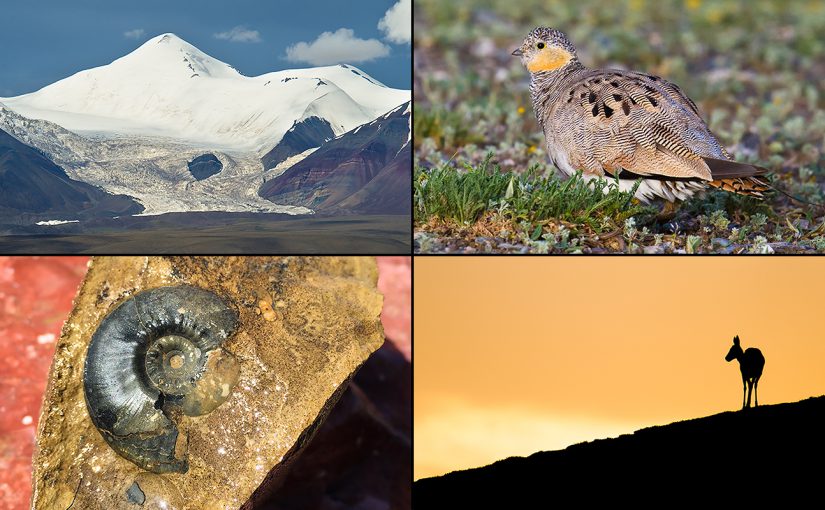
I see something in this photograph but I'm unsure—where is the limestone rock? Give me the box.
[255,341,411,509]
[31,256,385,510]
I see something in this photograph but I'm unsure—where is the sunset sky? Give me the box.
[415,258,825,480]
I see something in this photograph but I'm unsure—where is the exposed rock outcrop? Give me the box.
[259,102,410,215]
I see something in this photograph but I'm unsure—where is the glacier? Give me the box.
[0,33,411,217]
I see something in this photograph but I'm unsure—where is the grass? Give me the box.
[414,0,825,253]
[415,154,652,249]
[415,157,657,253]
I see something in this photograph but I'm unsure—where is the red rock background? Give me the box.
[376,256,411,361]
[0,256,410,510]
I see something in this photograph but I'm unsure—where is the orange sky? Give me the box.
[414,258,825,480]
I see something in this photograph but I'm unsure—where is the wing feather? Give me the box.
[557,69,731,182]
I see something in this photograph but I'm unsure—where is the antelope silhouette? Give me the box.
[725,335,765,409]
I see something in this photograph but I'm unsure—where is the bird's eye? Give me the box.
[537,42,545,49]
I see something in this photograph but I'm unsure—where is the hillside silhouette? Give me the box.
[414,396,825,505]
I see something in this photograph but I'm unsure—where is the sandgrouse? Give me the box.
[513,27,769,203]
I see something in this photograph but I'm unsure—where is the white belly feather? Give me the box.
[546,146,706,203]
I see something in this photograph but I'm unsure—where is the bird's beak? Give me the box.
[512,48,523,57]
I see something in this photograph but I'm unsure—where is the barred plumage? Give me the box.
[513,27,769,203]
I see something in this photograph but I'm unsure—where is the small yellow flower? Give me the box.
[517,106,525,115]
[686,0,701,11]
[528,145,537,153]
[706,7,723,23]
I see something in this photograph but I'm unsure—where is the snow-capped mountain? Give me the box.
[1,33,409,153]
[259,101,411,214]
[0,33,410,220]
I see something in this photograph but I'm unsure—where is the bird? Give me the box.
[512,27,770,204]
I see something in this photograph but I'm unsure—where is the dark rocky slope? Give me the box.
[0,128,143,220]
[259,102,410,215]
[333,144,410,214]
[261,116,335,171]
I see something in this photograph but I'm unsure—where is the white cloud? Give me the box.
[378,0,411,44]
[123,29,145,40]
[284,28,390,66]
[214,26,262,43]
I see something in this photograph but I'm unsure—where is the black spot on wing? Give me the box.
[603,103,614,118]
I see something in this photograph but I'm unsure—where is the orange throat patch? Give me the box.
[527,48,573,73]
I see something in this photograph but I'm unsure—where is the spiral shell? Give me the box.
[83,285,240,473]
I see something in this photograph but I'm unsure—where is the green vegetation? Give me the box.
[415,155,653,253]
[414,0,825,253]
[415,155,647,226]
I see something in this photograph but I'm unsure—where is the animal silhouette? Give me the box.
[725,335,765,409]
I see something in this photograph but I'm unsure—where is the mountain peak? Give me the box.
[135,33,195,53]
[122,33,239,79]
[0,33,409,153]
[154,33,182,43]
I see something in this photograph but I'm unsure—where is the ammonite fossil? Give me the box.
[83,285,240,473]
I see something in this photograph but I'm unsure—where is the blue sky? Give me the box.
[0,0,410,96]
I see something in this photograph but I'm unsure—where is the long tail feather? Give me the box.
[702,156,769,179]
[702,156,771,198]
[708,176,771,198]
[703,156,825,207]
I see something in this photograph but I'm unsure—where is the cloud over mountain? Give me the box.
[123,29,145,40]
[285,28,389,66]
[214,26,262,43]
[378,0,411,44]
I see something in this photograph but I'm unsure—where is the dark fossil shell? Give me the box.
[84,285,240,474]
